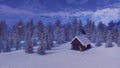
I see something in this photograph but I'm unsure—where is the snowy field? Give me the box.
[0,42,120,68]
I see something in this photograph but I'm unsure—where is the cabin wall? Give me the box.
[71,38,83,50]
[71,38,91,51]
[79,44,91,51]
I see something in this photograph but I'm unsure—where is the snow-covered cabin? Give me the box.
[71,35,91,51]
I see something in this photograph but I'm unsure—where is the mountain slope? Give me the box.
[0,42,120,68]
[0,0,120,27]
[0,4,120,27]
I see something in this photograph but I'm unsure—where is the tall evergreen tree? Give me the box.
[106,31,114,47]
[46,23,54,50]
[17,21,25,41]
[4,38,11,52]
[11,23,20,50]
[72,19,78,37]
[36,20,44,41]
[0,21,8,52]
[36,20,46,54]
[96,21,105,43]
[116,26,120,47]
[25,20,35,53]
[95,31,102,47]
[64,23,72,42]
[108,22,118,42]
[54,20,62,44]
[77,20,83,35]
[37,32,46,55]
[85,20,96,41]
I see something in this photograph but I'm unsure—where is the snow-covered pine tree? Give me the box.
[11,24,20,50]
[25,20,34,53]
[60,26,66,43]
[37,33,46,55]
[54,20,62,44]
[0,36,3,52]
[32,29,38,46]
[25,37,34,53]
[0,22,3,52]
[117,35,120,47]
[25,30,34,53]
[77,20,83,35]
[108,21,115,30]
[108,21,118,42]
[4,38,11,52]
[95,32,102,47]
[46,23,54,50]
[90,22,96,42]
[64,23,72,42]
[116,26,120,47]
[0,21,8,40]
[102,27,108,43]
[72,19,78,37]
[17,21,25,41]
[85,20,96,41]
[111,27,118,43]
[0,21,8,52]
[91,31,96,43]
[9,21,25,50]
[106,31,114,47]
[36,20,46,55]
[36,20,44,41]
[96,21,105,43]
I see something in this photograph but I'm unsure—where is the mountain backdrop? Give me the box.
[0,0,120,27]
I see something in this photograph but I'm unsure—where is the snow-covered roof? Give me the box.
[71,35,91,45]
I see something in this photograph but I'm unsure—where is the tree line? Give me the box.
[0,19,120,54]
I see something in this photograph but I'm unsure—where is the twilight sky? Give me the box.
[0,0,120,12]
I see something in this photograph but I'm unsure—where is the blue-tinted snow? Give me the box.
[0,42,120,68]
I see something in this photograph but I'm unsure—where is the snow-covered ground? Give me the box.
[0,42,120,68]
